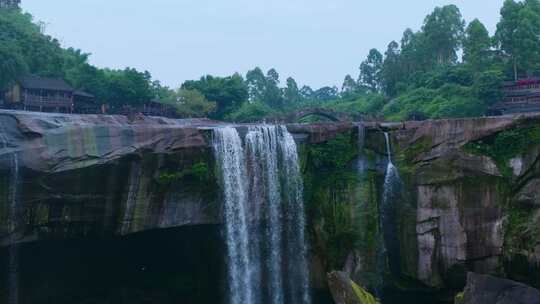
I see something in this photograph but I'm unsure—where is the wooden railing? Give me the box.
[23,95,73,108]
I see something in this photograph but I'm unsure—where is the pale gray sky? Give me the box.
[23,0,505,89]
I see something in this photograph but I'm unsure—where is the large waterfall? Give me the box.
[213,125,311,304]
[213,127,255,304]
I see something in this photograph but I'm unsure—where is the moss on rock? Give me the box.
[351,280,380,304]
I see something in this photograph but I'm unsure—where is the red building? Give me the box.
[490,78,540,115]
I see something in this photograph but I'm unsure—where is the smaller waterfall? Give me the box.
[213,127,254,304]
[381,132,402,276]
[1,120,20,304]
[383,132,399,188]
[120,162,141,235]
[8,154,20,304]
[357,123,367,175]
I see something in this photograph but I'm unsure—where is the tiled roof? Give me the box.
[19,75,74,92]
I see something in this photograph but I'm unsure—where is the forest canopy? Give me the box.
[1,0,539,121]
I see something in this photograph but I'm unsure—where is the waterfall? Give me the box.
[381,132,402,276]
[7,154,19,304]
[357,123,366,175]
[245,126,283,304]
[213,127,254,304]
[213,125,311,304]
[120,162,141,235]
[0,120,20,304]
[279,126,310,304]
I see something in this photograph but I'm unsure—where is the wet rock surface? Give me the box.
[462,272,540,304]
[0,111,356,246]
[2,110,540,301]
[327,271,379,304]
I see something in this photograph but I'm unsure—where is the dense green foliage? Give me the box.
[159,89,216,118]
[0,8,162,111]
[157,162,211,186]
[2,1,540,120]
[225,0,540,121]
[181,74,248,119]
[302,133,362,269]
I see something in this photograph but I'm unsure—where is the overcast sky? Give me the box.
[23,0,505,89]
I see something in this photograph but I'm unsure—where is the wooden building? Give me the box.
[3,75,96,113]
[118,100,178,118]
[490,78,540,115]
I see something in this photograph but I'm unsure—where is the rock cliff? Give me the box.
[0,110,353,246]
[338,113,540,297]
[1,110,540,300]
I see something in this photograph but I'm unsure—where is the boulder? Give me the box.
[462,273,540,304]
[327,271,380,304]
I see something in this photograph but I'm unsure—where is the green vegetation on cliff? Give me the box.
[465,124,540,176]
[302,132,361,270]
[351,281,380,304]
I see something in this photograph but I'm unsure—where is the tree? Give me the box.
[169,89,216,118]
[473,70,504,105]
[381,41,402,96]
[246,67,266,102]
[422,5,465,65]
[283,77,302,104]
[182,73,248,119]
[262,68,284,108]
[0,9,64,78]
[399,28,430,76]
[103,68,154,108]
[341,75,359,99]
[516,0,540,76]
[0,43,27,89]
[359,49,383,92]
[313,86,339,101]
[463,19,492,70]
[495,0,540,80]
[300,85,314,100]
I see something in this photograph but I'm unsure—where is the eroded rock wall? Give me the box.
[0,111,354,247]
[382,113,540,290]
[1,110,540,297]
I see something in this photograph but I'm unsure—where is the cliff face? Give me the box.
[1,110,539,297]
[347,113,540,293]
[0,112,220,245]
[0,111,353,246]
[296,113,540,298]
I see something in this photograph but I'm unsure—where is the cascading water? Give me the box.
[356,123,366,175]
[7,154,19,304]
[120,162,141,235]
[381,132,402,276]
[0,120,20,304]
[245,126,284,304]
[213,127,254,304]
[278,126,310,304]
[213,125,311,304]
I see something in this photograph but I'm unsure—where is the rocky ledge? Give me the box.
[0,110,354,246]
[1,110,540,299]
